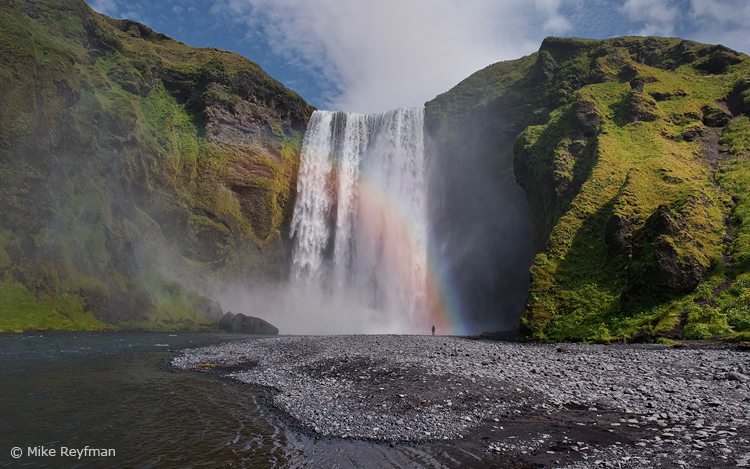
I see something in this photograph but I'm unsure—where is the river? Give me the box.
[0,332,458,468]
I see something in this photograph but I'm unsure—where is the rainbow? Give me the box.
[290,108,469,336]
[355,171,466,336]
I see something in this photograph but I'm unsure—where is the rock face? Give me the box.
[630,204,709,293]
[217,312,279,335]
[424,70,536,333]
[0,0,314,331]
[427,36,750,342]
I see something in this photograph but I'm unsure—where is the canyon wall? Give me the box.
[0,0,314,330]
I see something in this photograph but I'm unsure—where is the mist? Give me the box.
[194,105,536,336]
[207,281,423,335]
[424,105,536,334]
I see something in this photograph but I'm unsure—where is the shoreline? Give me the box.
[173,335,750,468]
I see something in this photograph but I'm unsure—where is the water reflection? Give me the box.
[0,332,496,468]
[0,332,293,468]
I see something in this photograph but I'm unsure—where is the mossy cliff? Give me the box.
[427,37,750,342]
[0,0,314,331]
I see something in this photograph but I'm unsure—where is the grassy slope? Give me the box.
[0,0,313,331]
[427,37,750,342]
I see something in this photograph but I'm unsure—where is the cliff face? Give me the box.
[424,60,537,333]
[427,37,750,341]
[0,0,314,331]
[4,1,749,342]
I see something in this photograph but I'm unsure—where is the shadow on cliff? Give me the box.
[424,99,536,335]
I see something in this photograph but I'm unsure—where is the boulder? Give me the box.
[572,99,602,138]
[217,311,279,335]
[628,204,709,294]
[701,105,731,127]
[626,91,660,122]
[604,214,634,256]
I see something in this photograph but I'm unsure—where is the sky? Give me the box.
[87,0,750,114]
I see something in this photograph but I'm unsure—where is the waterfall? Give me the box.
[290,108,429,333]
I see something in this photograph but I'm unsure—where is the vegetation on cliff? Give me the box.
[0,0,314,331]
[427,36,750,342]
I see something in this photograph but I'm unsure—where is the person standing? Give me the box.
[431,325,435,336]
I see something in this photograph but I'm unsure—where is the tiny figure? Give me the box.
[431,325,435,336]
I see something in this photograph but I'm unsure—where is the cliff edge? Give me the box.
[427,36,750,342]
[0,0,314,331]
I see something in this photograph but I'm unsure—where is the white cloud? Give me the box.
[534,0,576,34]
[620,0,681,36]
[209,0,576,113]
[690,0,748,22]
[87,0,119,16]
[688,0,750,54]
[86,0,146,23]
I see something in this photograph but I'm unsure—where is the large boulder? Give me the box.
[217,311,279,335]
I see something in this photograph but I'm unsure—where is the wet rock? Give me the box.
[200,297,223,319]
[173,336,750,468]
[217,311,279,335]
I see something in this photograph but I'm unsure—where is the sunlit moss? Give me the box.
[0,0,312,331]
[431,36,750,342]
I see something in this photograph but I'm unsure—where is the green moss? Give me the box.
[141,82,201,170]
[683,304,732,339]
[720,116,750,155]
[0,281,107,332]
[431,36,750,342]
[0,0,313,332]
[717,159,750,270]
[725,331,750,342]
[138,270,214,327]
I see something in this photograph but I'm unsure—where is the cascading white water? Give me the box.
[290,108,429,333]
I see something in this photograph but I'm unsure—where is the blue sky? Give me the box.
[87,0,750,113]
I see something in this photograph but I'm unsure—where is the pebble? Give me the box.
[172,336,750,468]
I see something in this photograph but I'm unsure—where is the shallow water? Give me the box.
[0,332,476,468]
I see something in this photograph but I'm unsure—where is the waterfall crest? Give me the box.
[290,108,429,333]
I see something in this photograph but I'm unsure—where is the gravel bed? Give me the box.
[172,335,750,468]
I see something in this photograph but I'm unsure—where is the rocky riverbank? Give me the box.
[172,335,750,468]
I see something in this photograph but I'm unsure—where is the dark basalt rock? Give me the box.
[626,91,660,122]
[695,46,743,74]
[217,311,279,335]
[726,77,750,115]
[682,126,704,142]
[653,236,707,292]
[629,78,645,93]
[631,204,707,293]
[571,100,601,138]
[647,204,681,238]
[604,214,634,257]
[650,90,687,101]
[701,105,731,127]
